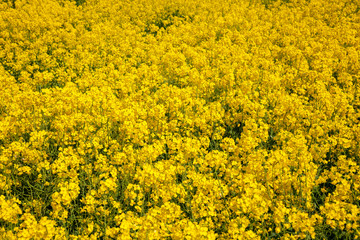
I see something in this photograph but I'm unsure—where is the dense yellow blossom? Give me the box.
[0,0,359,238]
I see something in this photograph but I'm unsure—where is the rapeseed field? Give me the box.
[0,0,359,239]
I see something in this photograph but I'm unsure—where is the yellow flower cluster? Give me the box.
[1,0,359,238]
